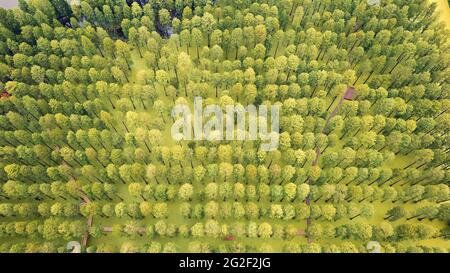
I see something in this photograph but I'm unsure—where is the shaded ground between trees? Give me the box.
[432,0,450,27]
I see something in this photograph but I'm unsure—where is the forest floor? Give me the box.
[432,0,450,27]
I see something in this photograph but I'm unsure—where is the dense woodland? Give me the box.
[0,0,449,253]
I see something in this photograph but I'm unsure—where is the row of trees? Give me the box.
[385,203,450,222]
[1,172,448,203]
[0,217,85,241]
[0,142,446,184]
[2,187,448,221]
[0,242,68,253]
[75,200,375,221]
[0,126,446,169]
[0,240,446,253]
[283,242,448,254]
[82,218,447,243]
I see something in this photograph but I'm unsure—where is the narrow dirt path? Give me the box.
[304,87,356,244]
[79,190,93,250]
[79,190,91,204]
[82,216,93,248]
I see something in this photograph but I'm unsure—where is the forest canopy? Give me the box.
[0,0,448,253]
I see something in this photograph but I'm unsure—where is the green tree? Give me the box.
[385,206,408,221]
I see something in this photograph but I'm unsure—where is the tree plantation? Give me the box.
[0,0,449,253]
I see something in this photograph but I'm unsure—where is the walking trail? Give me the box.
[79,190,93,250]
[304,87,356,243]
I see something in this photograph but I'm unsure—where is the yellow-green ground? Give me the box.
[432,0,450,26]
